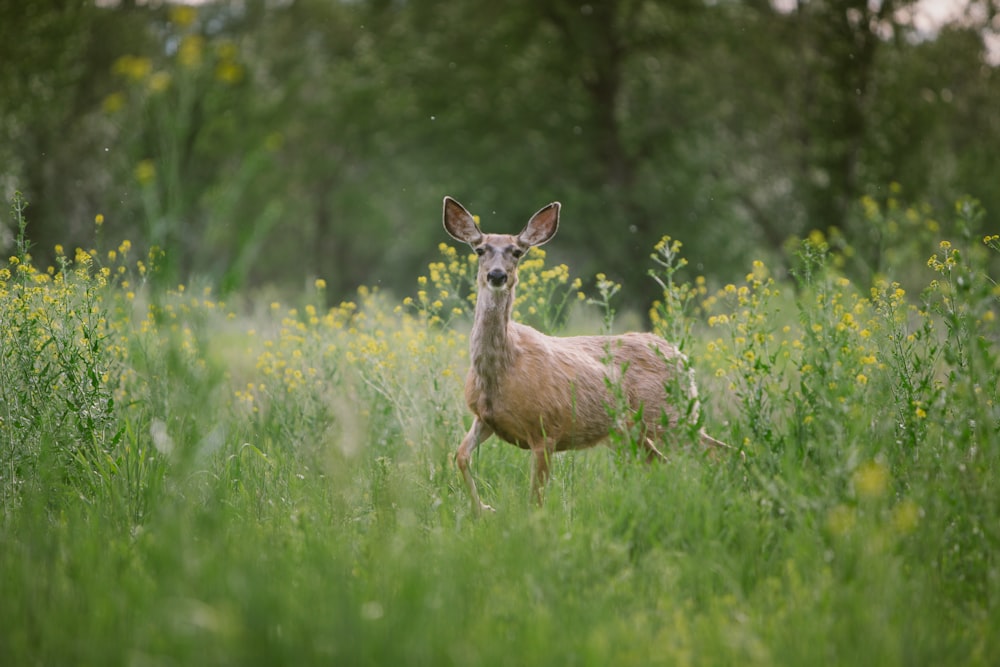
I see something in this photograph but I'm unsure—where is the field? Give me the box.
[2,193,999,666]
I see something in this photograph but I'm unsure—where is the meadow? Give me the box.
[1,191,998,666]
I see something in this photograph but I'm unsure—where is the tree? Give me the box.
[0,1,143,257]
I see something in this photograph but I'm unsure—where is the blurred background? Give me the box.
[1,0,998,306]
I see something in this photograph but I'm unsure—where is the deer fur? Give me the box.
[443,196,729,515]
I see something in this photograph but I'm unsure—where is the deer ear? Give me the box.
[518,202,560,247]
[443,196,483,246]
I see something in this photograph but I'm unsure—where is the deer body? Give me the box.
[469,321,686,452]
[444,196,724,515]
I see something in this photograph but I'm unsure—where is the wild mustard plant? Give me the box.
[248,278,470,486]
[103,3,270,288]
[582,269,645,459]
[648,235,707,352]
[869,278,940,450]
[403,242,477,327]
[925,199,997,374]
[245,290,358,450]
[783,231,890,462]
[0,192,261,520]
[512,248,583,333]
[645,237,726,449]
[588,272,622,335]
[851,183,944,283]
[703,259,784,448]
[1,195,128,509]
[825,457,923,566]
[921,199,999,465]
[349,285,467,455]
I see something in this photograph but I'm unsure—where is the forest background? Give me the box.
[2,0,999,306]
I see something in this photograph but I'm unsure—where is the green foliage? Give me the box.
[2,191,998,664]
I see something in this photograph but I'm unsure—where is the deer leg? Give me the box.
[699,430,732,459]
[456,417,495,516]
[529,444,553,507]
[632,420,668,463]
[699,430,747,462]
[642,436,669,463]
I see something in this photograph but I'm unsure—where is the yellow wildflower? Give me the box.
[134,160,156,185]
[178,35,204,68]
[169,4,197,27]
[854,461,889,500]
[891,500,921,535]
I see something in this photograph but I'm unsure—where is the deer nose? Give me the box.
[486,269,507,287]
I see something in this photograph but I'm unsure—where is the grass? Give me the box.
[1,191,998,665]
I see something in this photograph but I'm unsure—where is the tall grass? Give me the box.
[1,191,998,665]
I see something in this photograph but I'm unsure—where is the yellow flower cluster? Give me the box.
[926,240,960,274]
[852,185,947,274]
[243,281,470,448]
[696,226,974,443]
[0,236,156,450]
[402,243,475,326]
[923,231,998,331]
[702,259,782,384]
[648,236,707,346]
[514,250,581,330]
[169,5,197,28]
[826,459,922,542]
[792,273,887,423]
[178,35,205,68]
[112,55,153,82]
[104,5,244,115]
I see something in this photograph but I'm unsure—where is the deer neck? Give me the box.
[470,285,516,391]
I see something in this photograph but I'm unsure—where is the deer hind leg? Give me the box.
[641,435,669,463]
[699,429,744,461]
[632,418,668,464]
[456,417,495,516]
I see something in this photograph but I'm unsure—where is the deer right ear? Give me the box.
[443,196,483,246]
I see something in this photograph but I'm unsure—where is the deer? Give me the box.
[443,196,731,516]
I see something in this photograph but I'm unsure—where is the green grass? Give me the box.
[1,192,999,665]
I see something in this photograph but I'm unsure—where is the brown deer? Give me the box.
[443,196,729,515]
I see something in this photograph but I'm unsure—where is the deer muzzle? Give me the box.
[486,269,508,288]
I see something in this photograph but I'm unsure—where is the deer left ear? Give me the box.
[518,202,560,247]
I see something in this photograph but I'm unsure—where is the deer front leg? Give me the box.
[529,443,553,507]
[456,417,495,516]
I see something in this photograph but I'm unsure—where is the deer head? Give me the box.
[442,196,560,292]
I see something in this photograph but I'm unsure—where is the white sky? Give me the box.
[768,0,973,30]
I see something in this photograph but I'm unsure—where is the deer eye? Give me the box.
[474,247,485,256]
[511,248,524,259]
